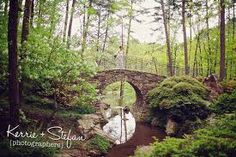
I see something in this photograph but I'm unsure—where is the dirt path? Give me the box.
[105,122,166,157]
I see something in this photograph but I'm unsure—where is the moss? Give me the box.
[220,80,236,93]
[147,76,211,133]
[211,89,236,114]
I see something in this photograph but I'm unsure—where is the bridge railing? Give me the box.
[98,55,189,76]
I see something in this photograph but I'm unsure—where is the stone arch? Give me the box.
[90,69,166,107]
[99,79,144,107]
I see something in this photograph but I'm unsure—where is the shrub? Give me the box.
[212,89,236,114]
[147,76,211,133]
[220,80,236,93]
[133,113,236,157]
[89,135,110,153]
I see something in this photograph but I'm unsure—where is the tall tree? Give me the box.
[81,0,93,55]
[20,0,32,104]
[126,0,134,55]
[21,0,32,44]
[63,0,70,42]
[8,0,20,125]
[101,12,110,53]
[96,7,101,53]
[220,0,226,80]
[181,0,189,75]
[67,0,76,48]
[160,0,173,76]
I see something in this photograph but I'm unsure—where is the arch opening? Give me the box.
[101,81,137,107]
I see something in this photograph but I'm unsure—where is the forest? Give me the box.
[0,0,236,157]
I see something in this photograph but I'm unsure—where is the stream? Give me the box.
[105,122,166,157]
[102,107,166,157]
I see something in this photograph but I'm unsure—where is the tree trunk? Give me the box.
[20,0,32,105]
[161,0,173,76]
[98,13,110,67]
[181,0,189,75]
[126,0,133,55]
[8,0,20,125]
[37,0,44,28]
[193,34,200,77]
[63,0,70,42]
[81,0,92,56]
[96,8,101,53]
[102,13,110,54]
[220,0,226,80]
[30,0,34,27]
[67,0,76,48]
[4,0,8,18]
[21,0,32,44]
[233,2,235,40]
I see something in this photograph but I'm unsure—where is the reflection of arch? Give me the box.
[90,69,165,107]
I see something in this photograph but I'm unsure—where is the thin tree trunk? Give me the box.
[161,0,173,76]
[37,0,43,28]
[126,0,133,55]
[198,36,203,76]
[182,0,189,75]
[3,0,8,35]
[96,8,101,53]
[206,0,212,74]
[102,13,110,53]
[220,0,226,80]
[67,0,76,48]
[20,0,32,105]
[233,2,235,40]
[81,0,92,56]
[63,0,70,42]
[4,0,8,18]
[8,0,20,125]
[30,0,34,27]
[193,34,200,77]
[21,0,32,44]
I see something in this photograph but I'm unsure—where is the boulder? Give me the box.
[165,118,178,136]
[151,117,161,127]
[77,114,104,137]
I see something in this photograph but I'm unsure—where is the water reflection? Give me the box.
[103,107,136,144]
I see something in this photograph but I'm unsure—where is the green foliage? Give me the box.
[65,104,95,114]
[134,113,236,157]
[220,80,236,93]
[102,82,136,107]
[89,135,110,153]
[21,27,97,108]
[211,89,236,114]
[147,76,211,133]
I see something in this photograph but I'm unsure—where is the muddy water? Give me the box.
[105,122,166,157]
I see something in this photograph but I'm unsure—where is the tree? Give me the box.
[20,0,32,104]
[220,0,226,80]
[8,0,20,125]
[67,0,76,48]
[126,0,139,55]
[21,0,32,44]
[181,0,189,75]
[160,0,173,76]
[63,0,70,42]
[81,0,93,55]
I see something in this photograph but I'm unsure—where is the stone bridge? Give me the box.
[90,69,165,111]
